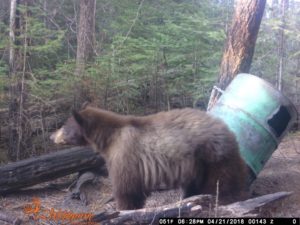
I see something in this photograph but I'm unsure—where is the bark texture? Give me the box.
[207,0,266,110]
[75,0,96,76]
[0,147,105,194]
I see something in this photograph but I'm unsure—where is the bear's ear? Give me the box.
[72,110,86,128]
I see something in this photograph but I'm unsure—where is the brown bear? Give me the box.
[50,106,248,210]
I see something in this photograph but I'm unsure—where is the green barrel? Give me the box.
[209,73,297,180]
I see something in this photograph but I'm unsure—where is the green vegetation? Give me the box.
[0,0,299,159]
[0,0,230,113]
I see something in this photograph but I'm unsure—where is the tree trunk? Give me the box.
[8,0,30,161]
[207,0,266,110]
[0,147,105,194]
[277,0,288,91]
[15,0,28,160]
[75,0,96,76]
[74,0,96,108]
[9,0,17,74]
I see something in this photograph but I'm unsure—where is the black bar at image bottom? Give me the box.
[158,218,300,225]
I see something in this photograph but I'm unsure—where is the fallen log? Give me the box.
[0,147,106,194]
[100,195,212,224]
[90,192,292,224]
[217,191,293,217]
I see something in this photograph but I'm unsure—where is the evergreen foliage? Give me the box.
[251,1,300,93]
[0,0,229,113]
[0,0,299,158]
[0,0,298,113]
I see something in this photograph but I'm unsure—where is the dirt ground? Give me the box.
[0,132,300,224]
[250,132,300,217]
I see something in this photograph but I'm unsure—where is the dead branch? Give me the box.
[89,192,292,224]
[217,191,292,217]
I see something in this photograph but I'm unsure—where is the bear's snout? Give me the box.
[50,129,66,144]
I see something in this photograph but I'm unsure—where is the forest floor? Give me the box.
[0,132,300,224]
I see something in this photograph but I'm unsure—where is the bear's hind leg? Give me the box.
[115,191,146,210]
[182,181,202,198]
[182,173,204,198]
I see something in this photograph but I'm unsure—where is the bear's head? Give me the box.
[50,106,123,150]
[50,115,87,145]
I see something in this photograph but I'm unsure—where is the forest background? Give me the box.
[0,0,299,162]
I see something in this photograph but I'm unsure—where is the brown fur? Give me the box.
[51,107,248,209]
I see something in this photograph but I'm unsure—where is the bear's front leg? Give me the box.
[111,161,147,210]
